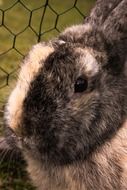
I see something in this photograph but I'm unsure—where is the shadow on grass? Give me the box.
[0,143,35,190]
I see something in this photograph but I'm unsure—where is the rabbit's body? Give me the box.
[25,121,127,190]
[4,0,127,189]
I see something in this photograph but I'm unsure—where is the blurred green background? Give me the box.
[0,0,95,189]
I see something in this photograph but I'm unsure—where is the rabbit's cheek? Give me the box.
[4,86,24,133]
[5,43,54,134]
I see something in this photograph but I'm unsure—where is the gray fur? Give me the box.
[4,0,127,189]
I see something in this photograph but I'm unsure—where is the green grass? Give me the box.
[0,0,95,189]
[0,159,35,190]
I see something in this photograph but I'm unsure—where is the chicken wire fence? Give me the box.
[0,0,95,128]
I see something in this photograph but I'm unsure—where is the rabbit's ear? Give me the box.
[103,0,127,72]
[85,0,127,72]
[84,0,122,27]
[85,0,127,42]
[102,0,127,43]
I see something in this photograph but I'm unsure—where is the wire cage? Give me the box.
[0,0,95,189]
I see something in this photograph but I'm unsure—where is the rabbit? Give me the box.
[4,0,127,189]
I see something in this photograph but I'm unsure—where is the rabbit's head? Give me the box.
[4,0,127,166]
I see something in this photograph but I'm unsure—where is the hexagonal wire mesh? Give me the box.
[0,0,96,131]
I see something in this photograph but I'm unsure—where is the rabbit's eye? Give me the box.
[74,77,88,93]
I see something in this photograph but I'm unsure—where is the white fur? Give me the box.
[5,43,54,130]
[75,48,99,77]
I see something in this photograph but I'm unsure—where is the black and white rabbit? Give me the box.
[4,0,127,189]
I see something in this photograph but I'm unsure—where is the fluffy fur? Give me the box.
[4,0,127,189]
